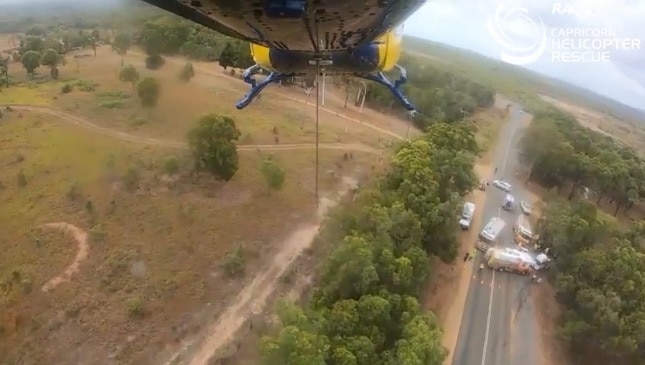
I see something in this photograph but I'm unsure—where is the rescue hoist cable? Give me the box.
[315,63,320,208]
[313,21,322,208]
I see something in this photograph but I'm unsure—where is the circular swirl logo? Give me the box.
[486,4,548,65]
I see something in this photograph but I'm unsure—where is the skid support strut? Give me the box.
[234,64,416,113]
[235,64,297,110]
[355,64,416,112]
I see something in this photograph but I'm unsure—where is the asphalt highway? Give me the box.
[451,106,541,365]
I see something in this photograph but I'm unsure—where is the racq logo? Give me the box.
[486,1,641,65]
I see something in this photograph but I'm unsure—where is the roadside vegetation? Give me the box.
[521,107,644,217]
[261,122,480,365]
[522,107,645,365]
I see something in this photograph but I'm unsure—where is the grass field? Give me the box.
[0,38,511,364]
[0,108,382,364]
[0,43,395,364]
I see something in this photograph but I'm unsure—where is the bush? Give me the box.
[145,55,165,70]
[122,167,141,192]
[260,159,285,190]
[221,245,245,276]
[99,99,123,109]
[127,297,145,318]
[178,62,195,82]
[163,156,180,175]
[61,83,72,93]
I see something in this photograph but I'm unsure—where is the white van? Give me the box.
[459,202,476,230]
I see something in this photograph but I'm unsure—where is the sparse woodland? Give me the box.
[262,122,480,365]
[523,107,645,365]
[2,3,644,365]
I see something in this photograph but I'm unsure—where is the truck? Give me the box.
[502,193,515,211]
[484,247,534,275]
[476,217,506,251]
[459,202,476,230]
[513,214,533,246]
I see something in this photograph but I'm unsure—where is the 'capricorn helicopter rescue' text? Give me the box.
[550,27,641,63]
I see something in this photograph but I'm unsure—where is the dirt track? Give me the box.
[2,103,398,365]
[4,105,382,155]
[39,222,89,293]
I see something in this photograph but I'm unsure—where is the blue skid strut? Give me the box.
[235,63,416,113]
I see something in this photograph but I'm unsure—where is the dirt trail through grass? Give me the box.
[39,222,89,293]
[168,178,356,365]
[4,105,381,155]
[2,104,401,365]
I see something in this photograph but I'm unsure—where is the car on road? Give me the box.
[478,179,487,191]
[520,201,533,215]
[492,179,512,192]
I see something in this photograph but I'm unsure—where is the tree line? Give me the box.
[363,54,496,129]
[523,108,645,365]
[536,196,645,365]
[260,122,480,365]
[520,107,644,216]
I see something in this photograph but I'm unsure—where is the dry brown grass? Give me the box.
[539,94,645,155]
[0,41,510,365]
[0,109,383,364]
[0,45,393,365]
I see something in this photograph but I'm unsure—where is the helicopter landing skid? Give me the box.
[234,63,416,114]
[355,64,416,113]
[235,64,297,110]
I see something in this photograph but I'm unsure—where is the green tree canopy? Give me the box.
[136,77,161,108]
[187,114,242,181]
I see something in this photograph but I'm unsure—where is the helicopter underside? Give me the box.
[139,0,427,51]
[139,0,426,111]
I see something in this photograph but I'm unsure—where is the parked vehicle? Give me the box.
[520,200,533,215]
[484,247,534,275]
[513,215,533,246]
[502,194,515,211]
[478,179,487,191]
[493,179,512,192]
[459,202,476,230]
[476,217,506,251]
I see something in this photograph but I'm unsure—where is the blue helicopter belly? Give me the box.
[140,0,427,51]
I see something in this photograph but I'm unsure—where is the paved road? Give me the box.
[451,106,541,365]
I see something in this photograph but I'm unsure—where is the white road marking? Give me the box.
[481,270,496,365]
[480,112,521,365]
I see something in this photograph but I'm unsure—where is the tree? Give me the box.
[555,244,645,364]
[218,42,235,70]
[137,77,161,108]
[260,159,286,190]
[40,48,62,79]
[178,62,195,82]
[119,65,140,90]
[112,32,131,66]
[21,50,41,77]
[21,36,44,54]
[141,26,165,56]
[25,25,46,37]
[0,58,8,88]
[187,114,242,181]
